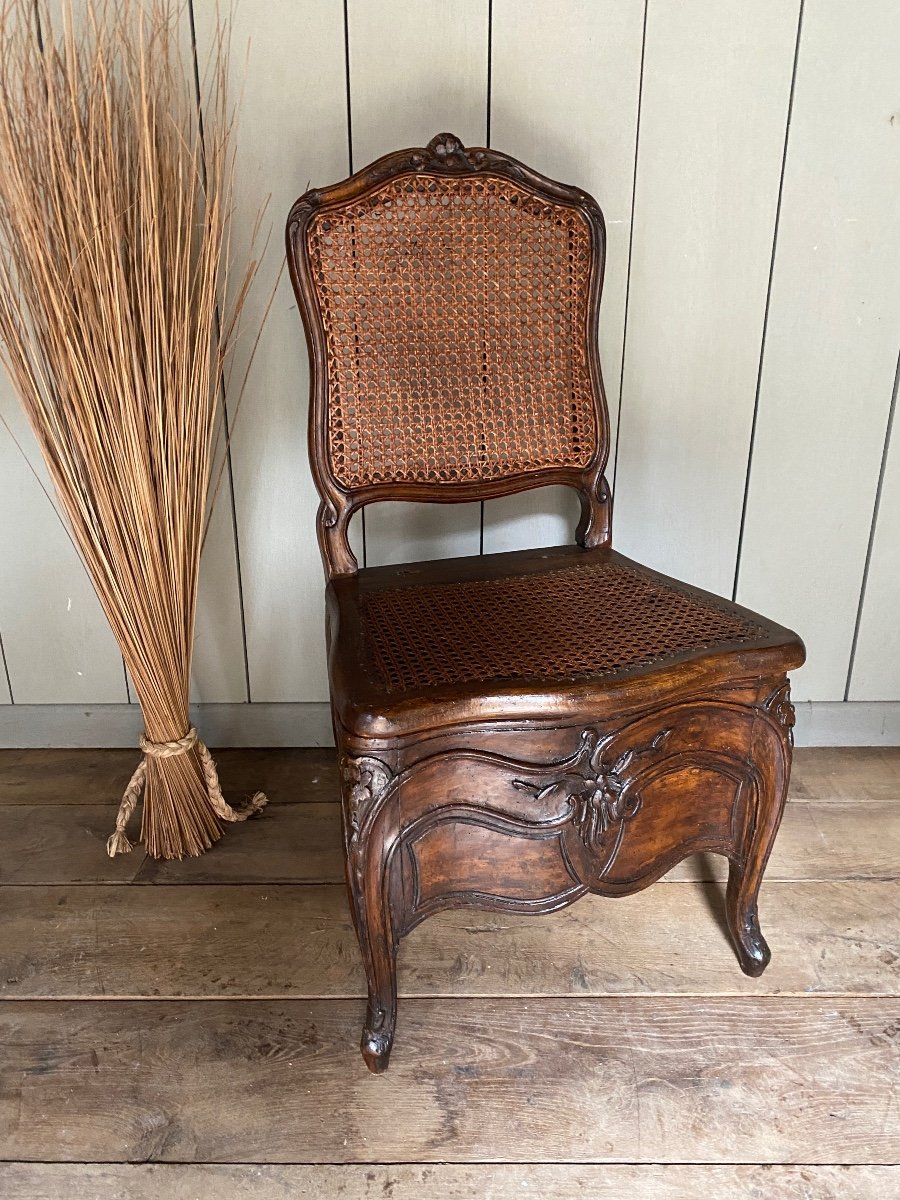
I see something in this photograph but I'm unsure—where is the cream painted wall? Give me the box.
[0,0,898,726]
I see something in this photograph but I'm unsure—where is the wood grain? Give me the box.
[0,805,149,884]
[1,997,897,1163]
[1,1163,895,1200]
[4,793,895,886]
[0,749,896,1174]
[2,881,896,1000]
[1,746,895,807]
[0,748,339,806]
[790,746,900,801]
[0,802,341,885]
[1,745,894,806]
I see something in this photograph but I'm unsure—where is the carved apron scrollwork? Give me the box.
[513,727,672,889]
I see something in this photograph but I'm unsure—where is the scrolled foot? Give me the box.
[361,1000,395,1074]
[730,907,771,977]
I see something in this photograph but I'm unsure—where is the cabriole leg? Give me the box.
[725,710,792,977]
[357,891,398,1074]
[340,753,400,1073]
[726,859,771,976]
[344,833,399,1073]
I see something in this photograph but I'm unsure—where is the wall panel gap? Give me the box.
[187,0,252,703]
[610,0,648,496]
[735,0,900,699]
[844,348,900,700]
[732,0,805,603]
[0,630,13,703]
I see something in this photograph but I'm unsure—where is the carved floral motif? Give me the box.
[341,755,393,845]
[514,728,671,856]
[764,681,795,744]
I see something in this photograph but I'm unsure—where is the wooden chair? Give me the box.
[286,133,805,1073]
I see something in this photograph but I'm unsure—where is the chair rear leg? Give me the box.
[725,716,791,977]
[726,859,771,976]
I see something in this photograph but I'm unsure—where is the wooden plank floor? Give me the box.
[0,748,898,1198]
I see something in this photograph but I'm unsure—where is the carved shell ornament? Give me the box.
[514,728,672,857]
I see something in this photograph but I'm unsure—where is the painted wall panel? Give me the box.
[348,0,488,567]
[0,1,132,704]
[0,393,127,704]
[179,0,249,705]
[192,0,348,702]
[850,377,900,701]
[613,0,799,600]
[173,1,248,706]
[483,0,645,555]
[1,1,899,721]
[190,429,248,703]
[737,0,900,700]
[0,1,245,706]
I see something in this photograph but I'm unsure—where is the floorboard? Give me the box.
[0,745,896,806]
[0,747,896,1183]
[3,794,897,885]
[1,1163,897,1199]
[2,880,897,1000]
[1,997,897,1164]
[0,749,339,806]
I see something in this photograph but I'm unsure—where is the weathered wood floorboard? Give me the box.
[0,749,896,1176]
[2,794,897,885]
[1,998,897,1164]
[0,748,339,806]
[0,745,896,805]
[1,1163,897,1200]
[2,881,897,1000]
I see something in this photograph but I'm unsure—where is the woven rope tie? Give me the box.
[106,726,268,857]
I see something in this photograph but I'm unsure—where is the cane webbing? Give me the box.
[361,559,769,693]
[307,172,597,490]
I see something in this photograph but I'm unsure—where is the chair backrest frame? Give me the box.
[287,133,612,579]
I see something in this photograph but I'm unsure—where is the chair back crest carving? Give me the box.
[287,133,611,577]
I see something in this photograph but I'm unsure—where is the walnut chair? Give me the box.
[286,133,805,1073]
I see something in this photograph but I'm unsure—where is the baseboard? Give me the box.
[0,703,335,748]
[1,699,899,749]
[791,700,900,747]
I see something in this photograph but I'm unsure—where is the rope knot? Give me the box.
[107,728,268,858]
[138,726,198,759]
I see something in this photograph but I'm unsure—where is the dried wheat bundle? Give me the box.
[0,0,266,858]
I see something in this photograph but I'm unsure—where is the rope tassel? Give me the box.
[107,727,268,859]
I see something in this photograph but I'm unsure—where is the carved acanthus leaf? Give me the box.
[341,754,393,845]
[763,681,795,744]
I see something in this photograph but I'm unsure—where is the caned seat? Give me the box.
[287,133,805,1072]
[328,545,802,738]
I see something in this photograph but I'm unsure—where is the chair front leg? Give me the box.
[725,700,793,976]
[341,753,400,1073]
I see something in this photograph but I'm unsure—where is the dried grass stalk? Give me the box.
[0,0,266,858]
